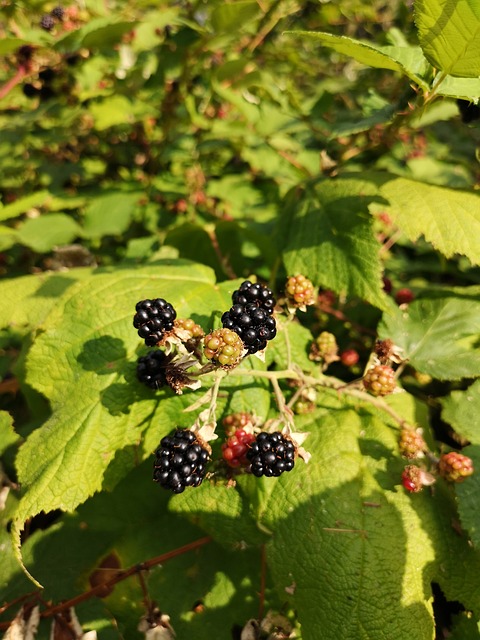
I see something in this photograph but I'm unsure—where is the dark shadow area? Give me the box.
[32,274,81,298]
[431,582,465,640]
[77,336,127,375]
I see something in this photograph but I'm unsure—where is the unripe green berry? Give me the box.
[363,364,396,396]
[203,328,244,368]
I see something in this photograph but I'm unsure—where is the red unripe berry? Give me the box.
[340,349,359,367]
[395,288,415,305]
[221,429,256,468]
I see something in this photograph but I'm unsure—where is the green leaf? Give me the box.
[436,75,480,101]
[12,263,226,527]
[278,178,389,310]
[287,31,430,89]
[55,18,137,52]
[263,406,435,639]
[414,0,480,77]
[0,269,92,330]
[368,173,480,265]
[82,191,143,238]
[0,191,51,222]
[456,445,480,550]
[16,214,82,253]
[378,295,480,380]
[211,1,260,33]
[0,411,19,457]
[441,380,480,444]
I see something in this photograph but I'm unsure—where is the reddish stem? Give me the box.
[0,536,211,629]
[0,67,27,101]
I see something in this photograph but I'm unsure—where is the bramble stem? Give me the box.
[228,367,413,430]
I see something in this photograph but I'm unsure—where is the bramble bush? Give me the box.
[1,0,480,638]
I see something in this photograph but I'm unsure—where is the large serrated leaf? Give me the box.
[13,262,225,527]
[378,295,480,380]
[368,173,480,265]
[277,179,389,310]
[0,269,92,330]
[288,31,431,89]
[441,380,480,444]
[456,445,480,550]
[414,0,480,77]
[16,214,82,253]
[262,408,435,639]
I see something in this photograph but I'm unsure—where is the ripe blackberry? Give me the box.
[51,6,65,20]
[136,350,170,389]
[203,328,244,368]
[153,428,210,493]
[231,280,276,314]
[438,452,474,482]
[363,364,396,396]
[222,303,276,355]
[246,432,296,478]
[222,429,256,468]
[285,274,316,308]
[40,14,55,30]
[133,298,176,347]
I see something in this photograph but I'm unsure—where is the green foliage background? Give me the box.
[0,0,480,638]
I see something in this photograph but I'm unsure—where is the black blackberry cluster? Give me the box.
[133,298,176,347]
[222,281,277,354]
[136,350,170,389]
[51,6,65,20]
[153,429,210,493]
[40,14,55,31]
[247,432,295,477]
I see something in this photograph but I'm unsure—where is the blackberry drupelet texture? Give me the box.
[153,429,210,493]
[136,350,170,389]
[222,303,276,354]
[133,298,176,347]
[232,280,276,314]
[40,14,55,30]
[363,364,396,396]
[222,429,256,468]
[246,432,295,477]
[51,6,65,20]
[203,328,244,367]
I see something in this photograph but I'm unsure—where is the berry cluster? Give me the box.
[362,364,396,396]
[153,429,210,493]
[309,331,338,364]
[136,350,170,389]
[222,429,256,468]
[401,465,423,493]
[285,274,316,308]
[399,428,426,460]
[40,6,64,31]
[247,432,296,477]
[133,298,176,347]
[222,412,254,436]
[174,318,204,340]
[203,328,244,368]
[222,281,277,354]
[438,452,474,483]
